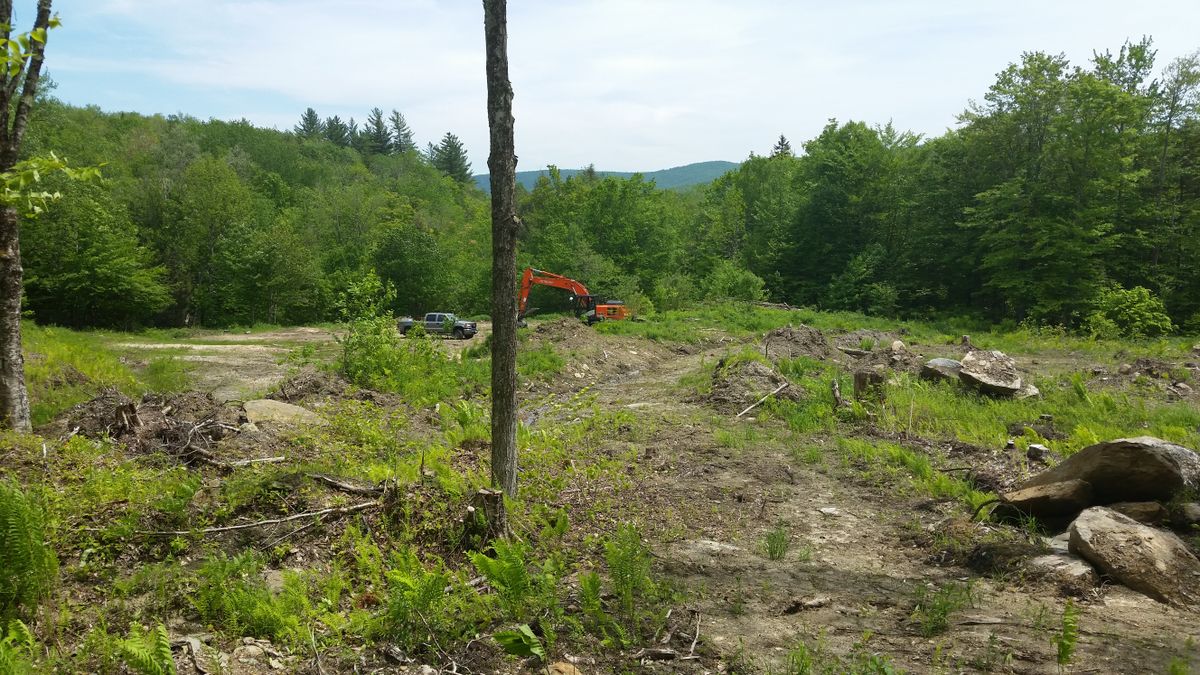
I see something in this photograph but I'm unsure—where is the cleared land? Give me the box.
[6,307,1200,673]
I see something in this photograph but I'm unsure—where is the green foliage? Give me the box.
[910,582,974,637]
[0,620,37,675]
[1085,285,1174,338]
[493,624,546,660]
[373,548,481,654]
[1054,599,1080,668]
[604,524,657,636]
[705,259,766,302]
[189,553,308,642]
[119,623,176,675]
[0,481,57,623]
[25,179,171,328]
[469,539,535,621]
[338,316,485,405]
[764,524,791,561]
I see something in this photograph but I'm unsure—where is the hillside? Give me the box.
[474,159,738,192]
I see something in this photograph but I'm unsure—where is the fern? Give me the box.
[0,619,37,674]
[120,623,176,675]
[0,481,58,623]
[469,538,533,620]
[604,524,654,633]
[1054,599,1079,668]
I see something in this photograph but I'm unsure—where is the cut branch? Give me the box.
[735,382,788,418]
[114,501,379,537]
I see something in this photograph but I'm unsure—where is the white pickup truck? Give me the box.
[397,312,478,339]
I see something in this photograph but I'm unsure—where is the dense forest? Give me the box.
[23,38,1200,335]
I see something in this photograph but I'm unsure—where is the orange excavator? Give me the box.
[518,267,628,325]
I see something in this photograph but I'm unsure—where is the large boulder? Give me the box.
[243,399,324,426]
[997,480,1093,519]
[1068,507,1200,607]
[1020,436,1200,503]
[1107,501,1169,525]
[958,350,1022,396]
[920,358,962,382]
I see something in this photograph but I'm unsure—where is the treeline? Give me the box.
[20,38,1200,334]
[692,40,1200,334]
[24,99,491,327]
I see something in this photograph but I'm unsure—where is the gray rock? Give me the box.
[1027,552,1099,590]
[1172,502,1200,529]
[999,480,1093,518]
[1069,506,1200,607]
[1026,443,1051,461]
[920,358,962,382]
[1020,436,1200,503]
[1014,382,1041,399]
[1118,363,1134,375]
[1107,501,1169,524]
[243,399,324,426]
[959,349,1022,396]
[890,340,907,353]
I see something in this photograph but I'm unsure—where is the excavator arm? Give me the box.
[518,267,595,320]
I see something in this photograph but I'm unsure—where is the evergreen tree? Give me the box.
[364,107,393,155]
[294,107,324,139]
[771,134,792,157]
[323,115,350,146]
[389,109,417,153]
[431,132,473,184]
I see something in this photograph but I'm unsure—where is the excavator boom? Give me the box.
[518,267,628,323]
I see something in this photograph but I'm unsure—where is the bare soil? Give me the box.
[52,320,1200,674]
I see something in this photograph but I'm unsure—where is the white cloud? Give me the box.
[51,0,1200,171]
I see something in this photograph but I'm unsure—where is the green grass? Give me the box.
[24,324,190,426]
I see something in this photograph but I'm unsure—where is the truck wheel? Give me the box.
[453,327,465,340]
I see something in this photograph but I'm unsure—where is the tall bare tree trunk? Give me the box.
[483,0,518,497]
[0,0,54,433]
[0,207,29,431]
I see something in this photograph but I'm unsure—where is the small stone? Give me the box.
[549,663,584,675]
[890,340,906,353]
[818,507,842,517]
[238,421,260,434]
[269,658,285,670]
[1118,363,1133,375]
[417,666,439,675]
[1026,443,1050,461]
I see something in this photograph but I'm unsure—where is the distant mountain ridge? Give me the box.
[473,160,738,193]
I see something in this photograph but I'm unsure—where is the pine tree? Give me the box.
[771,134,793,157]
[389,109,417,153]
[294,108,324,139]
[364,107,393,155]
[431,132,473,184]
[323,115,350,146]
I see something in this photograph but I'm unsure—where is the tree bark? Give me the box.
[0,207,29,431]
[483,0,518,498]
[0,0,53,433]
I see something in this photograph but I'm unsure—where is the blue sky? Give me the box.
[44,0,1200,172]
